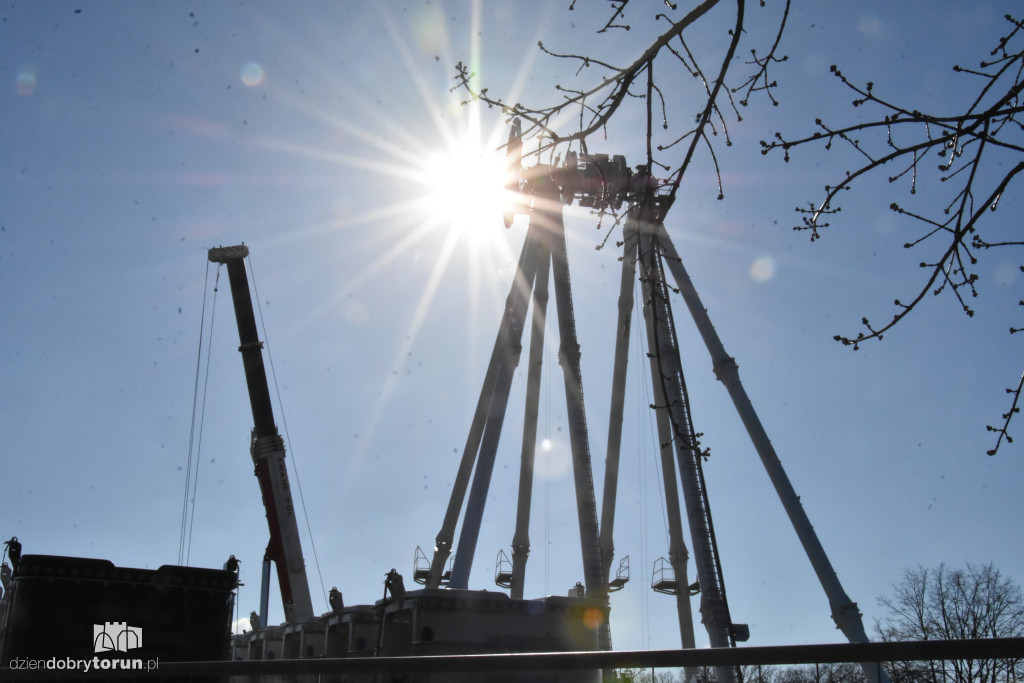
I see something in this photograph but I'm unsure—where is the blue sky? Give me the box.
[2,1,1021,652]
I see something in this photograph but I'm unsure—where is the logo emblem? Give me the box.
[93,622,142,653]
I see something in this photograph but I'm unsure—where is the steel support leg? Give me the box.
[639,226,737,683]
[448,225,542,590]
[538,200,609,648]
[653,222,888,683]
[510,242,551,599]
[431,223,542,589]
[638,238,698,663]
[542,205,606,596]
[599,224,638,585]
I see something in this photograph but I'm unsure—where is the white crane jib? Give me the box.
[208,244,315,626]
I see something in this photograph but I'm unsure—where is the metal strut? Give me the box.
[641,226,735,637]
[542,190,608,610]
[600,218,699,680]
[427,173,609,649]
[650,221,889,683]
[510,236,551,599]
[599,224,636,589]
[446,221,542,590]
[425,216,541,589]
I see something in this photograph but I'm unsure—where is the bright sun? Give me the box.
[418,138,512,240]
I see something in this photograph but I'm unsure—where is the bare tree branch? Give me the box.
[450,0,789,209]
[761,14,1024,453]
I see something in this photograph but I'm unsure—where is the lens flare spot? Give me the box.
[995,262,1018,287]
[750,255,776,283]
[240,62,265,87]
[537,438,571,480]
[16,66,36,97]
[857,13,882,37]
[581,607,605,631]
[344,298,369,326]
[412,5,448,56]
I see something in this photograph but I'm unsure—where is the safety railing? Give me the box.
[3,638,1021,680]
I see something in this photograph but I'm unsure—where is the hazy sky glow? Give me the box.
[2,1,1022,652]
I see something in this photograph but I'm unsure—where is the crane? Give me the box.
[208,244,315,626]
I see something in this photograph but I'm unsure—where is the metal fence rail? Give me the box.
[3,638,1022,679]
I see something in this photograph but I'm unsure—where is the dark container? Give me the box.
[1,554,235,666]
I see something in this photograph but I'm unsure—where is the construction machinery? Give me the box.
[426,119,887,683]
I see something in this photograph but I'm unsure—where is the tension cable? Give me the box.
[247,255,330,613]
[179,261,220,566]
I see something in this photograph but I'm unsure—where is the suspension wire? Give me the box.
[633,284,651,650]
[247,255,329,613]
[234,576,242,638]
[636,284,670,549]
[636,282,671,649]
[180,261,214,566]
[186,266,221,566]
[178,264,206,564]
[544,318,551,597]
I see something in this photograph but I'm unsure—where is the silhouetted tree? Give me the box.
[875,563,1024,682]
[773,663,865,683]
[615,667,688,683]
[618,663,867,683]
